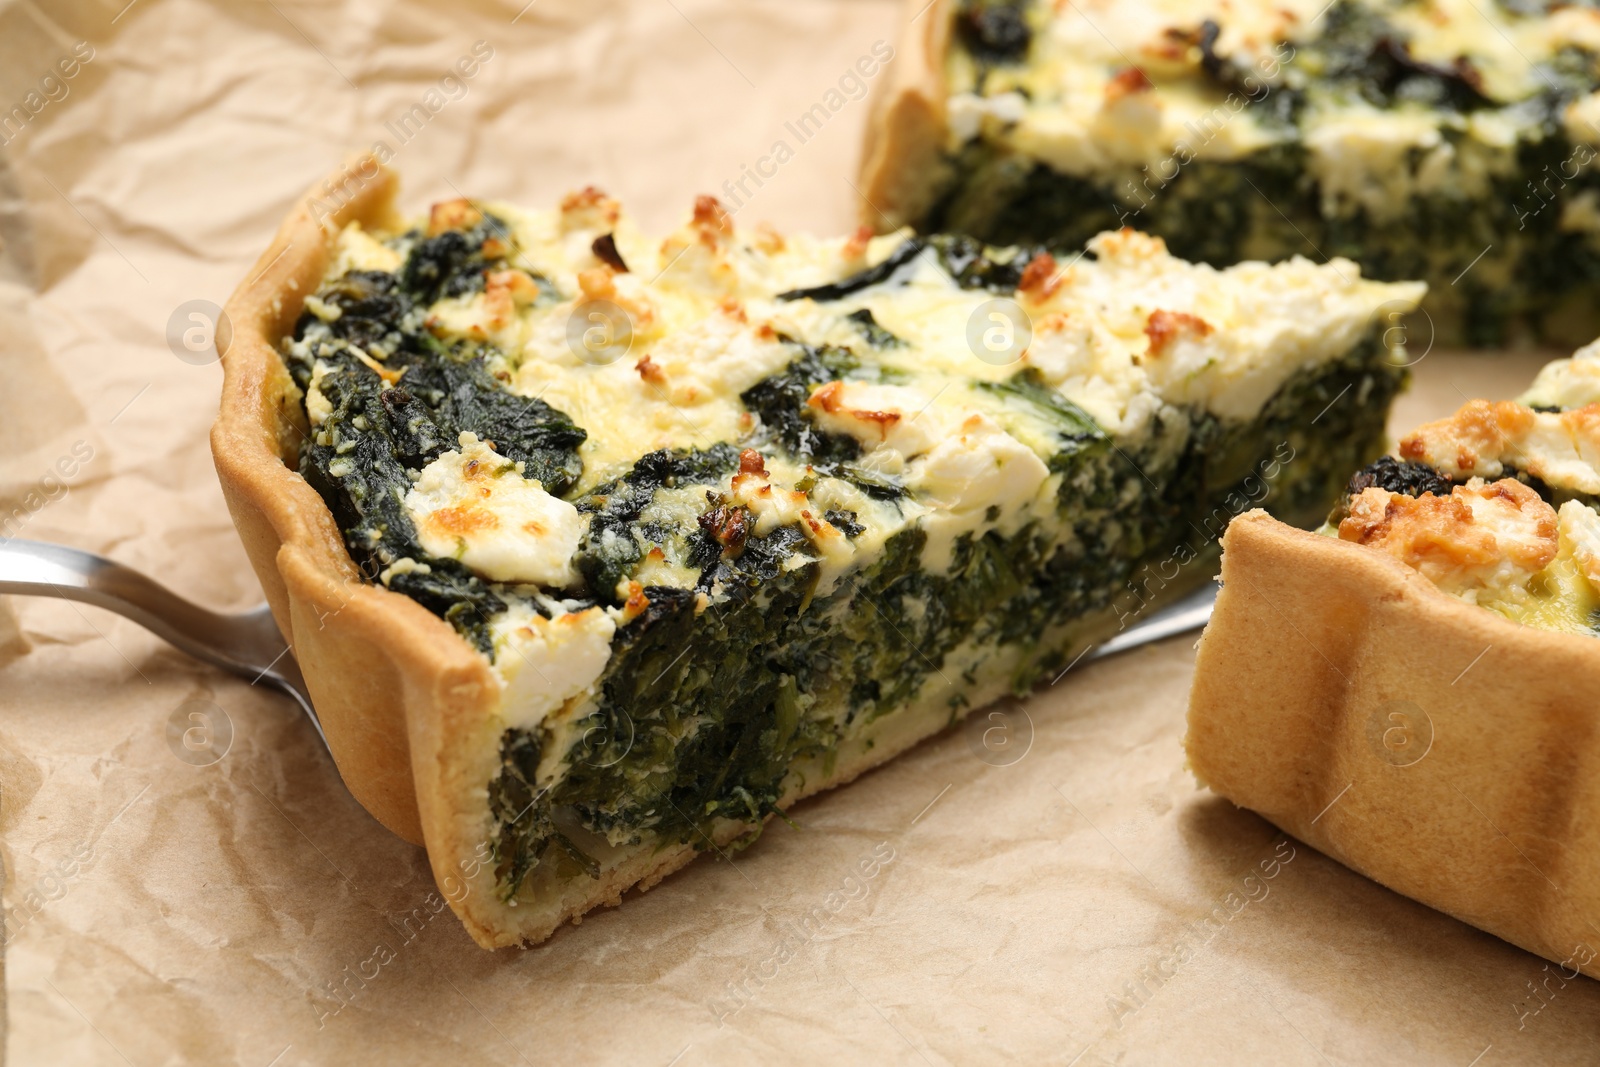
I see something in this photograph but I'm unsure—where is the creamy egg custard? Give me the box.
[1328,340,1600,633]
[900,0,1600,344]
[283,189,1418,928]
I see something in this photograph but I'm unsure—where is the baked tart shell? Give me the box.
[858,0,951,231]
[1187,510,1600,978]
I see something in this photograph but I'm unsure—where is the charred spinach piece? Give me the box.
[573,445,741,601]
[739,342,863,467]
[956,0,1032,67]
[1345,455,1455,499]
[776,238,927,302]
[1315,0,1495,111]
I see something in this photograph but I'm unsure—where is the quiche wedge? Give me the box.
[214,155,1421,948]
[863,0,1600,345]
[1186,343,1600,980]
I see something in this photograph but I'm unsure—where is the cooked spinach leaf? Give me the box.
[977,369,1105,449]
[739,342,863,466]
[846,308,905,348]
[776,239,928,302]
[286,216,587,648]
[955,0,1033,67]
[573,445,742,601]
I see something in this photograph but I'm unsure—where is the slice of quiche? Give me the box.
[863,0,1600,345]
[1186,341,1600,981]
[215,158,1421,948]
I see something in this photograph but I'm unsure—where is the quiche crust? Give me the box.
[1187,512,1600,978]
[858,0,952,229]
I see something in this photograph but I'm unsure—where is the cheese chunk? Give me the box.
[806,380,942,460]
[1522,339,1600,411]
[1339,478,1559,604]
[1400,400,1600,498]
[490,601,616,736]
[405,433,585,587]
[912,413,1052,570]
[1560,499,1600,595]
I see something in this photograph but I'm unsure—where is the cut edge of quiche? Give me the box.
[216,154,1422,949]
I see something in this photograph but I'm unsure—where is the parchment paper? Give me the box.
[2,0,1598,1063]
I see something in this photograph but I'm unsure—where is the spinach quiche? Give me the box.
[1186,342,1600,982]
[863,0,1600,344]
[214,157,1421,948]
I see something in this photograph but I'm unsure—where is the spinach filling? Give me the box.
[283,219,587,651]
[572,444,744,600]
[484,339,1406,899]
[929,0,1600,343]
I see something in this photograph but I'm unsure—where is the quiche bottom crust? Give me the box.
[214,155,1216,949]
[1187,511,1600,978]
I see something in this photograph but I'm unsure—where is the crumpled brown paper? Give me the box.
[2,0,1599,1063]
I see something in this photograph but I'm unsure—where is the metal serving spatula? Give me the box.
[0,539,325,747]
[0,539,1216,754]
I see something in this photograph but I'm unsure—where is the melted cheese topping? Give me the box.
[1335,341,1600,634]
[1339,477,1559,604]
[1399,398,1600,497]
[950,0,1600,222]
[328,198,1417,597]
[404,433,585,588]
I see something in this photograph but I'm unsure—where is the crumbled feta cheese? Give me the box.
[404,433,585,587]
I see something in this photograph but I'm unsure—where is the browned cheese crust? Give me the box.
[1186,511,1600,978]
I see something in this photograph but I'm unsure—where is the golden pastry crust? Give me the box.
[213,155,530,947]
[1186,511,1600,979]
[857,0,953,230]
